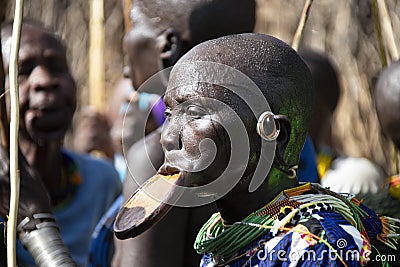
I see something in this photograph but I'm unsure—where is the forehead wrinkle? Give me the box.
[167,82,225,104]
[166,86,197,106]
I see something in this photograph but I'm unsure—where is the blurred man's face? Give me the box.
[2,24,76,143]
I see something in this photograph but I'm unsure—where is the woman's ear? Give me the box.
[275,116,291,166]
[156,28,182,68]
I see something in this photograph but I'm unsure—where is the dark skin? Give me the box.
[123,28,162,90]
[115,33,314,266]
[1,22,76,211]
[0,146,52,231]
[115,130,212,266]
[121,0,256,150]
[0,22,77,266]
[375,61,400,150]
[122,0,255,89]
[115,1,256,266]
[121,0,257,197]
[161,84,296,223]
[106,77,132,154]
[120,0,255,150]
[119,34,400,265]
[158,34,313,223]
[73,107,115,160]
[298,49,339,153]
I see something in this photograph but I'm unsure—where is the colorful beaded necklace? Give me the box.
[194,183,313,258]
[194,183,400,263]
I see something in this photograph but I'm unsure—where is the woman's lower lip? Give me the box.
[158,164,181,175]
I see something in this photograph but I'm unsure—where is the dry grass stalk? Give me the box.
[377,0,399,62]
[291,0,314,51]
[372,0,388,68]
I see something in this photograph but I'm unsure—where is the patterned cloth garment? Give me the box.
[196,183,400,267]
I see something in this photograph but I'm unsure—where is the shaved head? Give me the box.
[172,33,314,166]
[1,20,62,63]
[298,49,339,148]
[299,49,339,113]
[132,0,256,45]
[375,61,400,147]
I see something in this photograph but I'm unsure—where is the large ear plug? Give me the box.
[257,111,280,141]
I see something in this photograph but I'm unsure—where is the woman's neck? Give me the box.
[216,168,299,225]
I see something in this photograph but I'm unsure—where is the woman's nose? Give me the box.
[160,119,182,152]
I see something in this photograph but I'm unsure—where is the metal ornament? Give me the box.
[257,111,280,141]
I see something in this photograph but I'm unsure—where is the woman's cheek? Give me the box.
[182,119,223,155]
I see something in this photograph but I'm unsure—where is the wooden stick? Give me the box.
[291,0,314,51]
[89,0,106,111]
[7,0,24,265]
[377,0,399,62]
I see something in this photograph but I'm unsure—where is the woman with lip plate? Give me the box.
[111,1,257,267]
[115,33,400,267]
